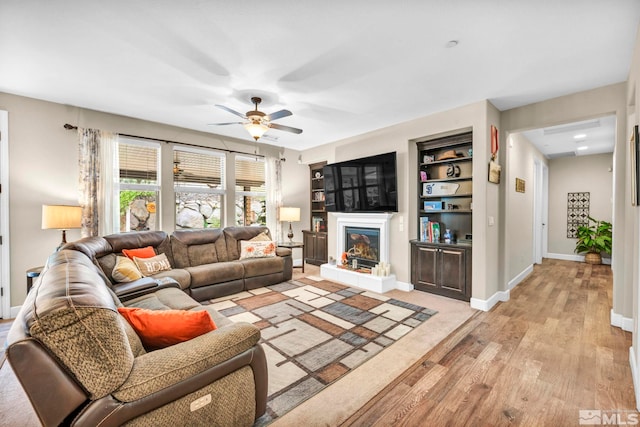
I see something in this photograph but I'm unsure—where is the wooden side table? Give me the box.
[277,241,304,273]
[26,266,44,293]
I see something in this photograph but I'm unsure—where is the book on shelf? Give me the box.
[312,216,326,232]
[420,217,429,241]
[419,218,441,243]
[431,222,440,243]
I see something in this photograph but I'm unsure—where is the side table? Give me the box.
[277,241,304,273]
[27,266,44,293]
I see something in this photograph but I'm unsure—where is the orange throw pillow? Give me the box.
[117,307,217,349]
[122,246,156,260]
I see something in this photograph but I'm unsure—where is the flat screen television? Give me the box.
[323,151,398,213]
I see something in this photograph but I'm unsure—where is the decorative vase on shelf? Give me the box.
[443,229,452,244]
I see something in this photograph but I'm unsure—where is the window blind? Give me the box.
[174,149,224,189]
[235,156,265,191]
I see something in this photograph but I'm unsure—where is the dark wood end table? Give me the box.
[277,241,305,273]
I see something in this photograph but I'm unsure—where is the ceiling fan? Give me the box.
[210,97,303,141]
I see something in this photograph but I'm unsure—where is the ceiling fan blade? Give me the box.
[269,123,303,134]
[215,104,246,119]
[208,122,244,126]
[266,109,292,121]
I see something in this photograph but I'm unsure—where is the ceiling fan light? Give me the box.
[244,122,269,141]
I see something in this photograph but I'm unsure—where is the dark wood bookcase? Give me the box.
[410,131,473,301]
[304,161,328,265]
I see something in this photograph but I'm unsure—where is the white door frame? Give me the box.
[0,110,10,319]
[533,159,549,264]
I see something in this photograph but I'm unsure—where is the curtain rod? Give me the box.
[63,123,266,158]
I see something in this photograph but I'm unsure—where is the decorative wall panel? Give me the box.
[567,192,590,238]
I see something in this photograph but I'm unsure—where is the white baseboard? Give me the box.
[395,280,414,292]
[546,252,584,262]
[470,290,510,312]
[546,252,611,265]
[508,264,533,290]
[611,309,633,332]
[630,347,640,411]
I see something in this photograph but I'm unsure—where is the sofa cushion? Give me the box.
[239,240,277,259]
[134,253,172,276]
[105,231,169,254]
[151,268,191,290]
[123,246,156,260]
[223,226,272,261]
[25,250,135,399]
[118,307,217,349]
[112,256,143,283]
[240,256,285,278]
[171,229,229,267]
[186,262,244,288]
[123,287,232,328]
[250,232,271,242]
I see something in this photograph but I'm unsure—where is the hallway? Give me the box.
[345,259,635,426]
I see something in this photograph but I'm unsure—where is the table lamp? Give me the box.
[42,205,82,250]
[279,207,300,243]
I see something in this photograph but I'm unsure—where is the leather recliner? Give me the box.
[6,247,268,426]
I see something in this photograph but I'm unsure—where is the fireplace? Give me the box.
[321,212,408,294]
[344,226,380,269]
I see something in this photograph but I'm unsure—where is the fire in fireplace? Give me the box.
[344,226,380,268]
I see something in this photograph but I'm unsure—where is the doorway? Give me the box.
[519,115,615,264]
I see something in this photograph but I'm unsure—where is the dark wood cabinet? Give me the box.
[303,230,328,265]
[303,161,328,265]
[411,240,471,301]
[411,130,473,301]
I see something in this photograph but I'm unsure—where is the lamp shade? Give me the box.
[243,122,269,141]
[279,207,300,222]
[42,205,82,230]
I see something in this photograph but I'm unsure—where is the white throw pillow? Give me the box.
[239,240,277,259]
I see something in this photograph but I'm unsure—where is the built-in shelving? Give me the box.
[411,131,473,301]
[304,161,328,266]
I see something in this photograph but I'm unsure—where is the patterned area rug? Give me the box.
[206,276,438,424]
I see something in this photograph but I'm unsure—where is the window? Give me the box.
[235,155,266,226]
[174,147,225,229]
[118,138,160,232]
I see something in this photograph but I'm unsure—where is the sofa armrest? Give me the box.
[113,322,261,402]
[276,247,292,257]
[114,277,181,302]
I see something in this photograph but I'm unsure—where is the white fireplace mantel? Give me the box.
[334,212,394,264]
[320,212,410,294]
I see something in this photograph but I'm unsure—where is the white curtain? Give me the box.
[99,132,118,236]
[78,128,118,237]
[265,155,283,241]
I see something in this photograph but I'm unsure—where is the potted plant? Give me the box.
[574,216,612,264]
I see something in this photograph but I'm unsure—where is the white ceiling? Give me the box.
[1,1,639,151]
[521,115,616,159]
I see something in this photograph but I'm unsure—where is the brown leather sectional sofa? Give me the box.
[5,226,289,426]
[68,226,293,301]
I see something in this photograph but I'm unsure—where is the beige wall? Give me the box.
[505,133,547,281]
[547,153,613,256]
[626,24,640,400]
[0,92,307,308]
[299,100,500,302]
[280,148,311,245]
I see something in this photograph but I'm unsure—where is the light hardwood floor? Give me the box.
[1,260,635,426]
[344,258,636,426]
